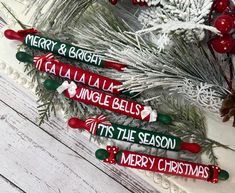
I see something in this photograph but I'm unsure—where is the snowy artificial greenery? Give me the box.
[145,0,161,6]
[26,0,220,53]
[63,4,229,114]
[26,0,95,32]
[177,79,224,113]
[138,0,218,43]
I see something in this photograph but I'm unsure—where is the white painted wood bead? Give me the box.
[6,66,13,75]
[19,77,27,85]
[153,173,162,184]
[171,184,179,193]
[162,178,170,189]
[0,62,6,70]
[12,72,20,79]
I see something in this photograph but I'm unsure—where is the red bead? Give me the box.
[109,0,118,5]
[215,15,233,34]
[211,35,234,53]
[214,0,230,13]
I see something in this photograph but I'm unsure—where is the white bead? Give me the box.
[20,78,27,85]
[162,178,170,189]
[12,72,20,79]
[107,140,115,146]
[153,173,162,184]
[6,66,13,75]
[0,62,6,70]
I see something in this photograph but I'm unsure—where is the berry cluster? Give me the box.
[211,0,235,53]
[109,0,148,6]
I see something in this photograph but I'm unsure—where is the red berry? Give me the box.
[139,2,147,6]
[109,0,118,5]
[224,6,235,27]
[215,15,233,34]
[132,0,137,4]
[214,0,230,13]
[132,0,139,4]
[211,35,234,53]
[132,0,147,6]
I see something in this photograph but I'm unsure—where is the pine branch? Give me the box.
[158,96,235,164]
[1,2,26,29]
[204,144,218,165]
[68,8,228,113]
[26,0,96,31]
[138,0,215,42]
[37,91,57,126]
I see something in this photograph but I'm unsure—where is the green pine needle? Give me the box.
[159,96,235,164]
[37,91,57,126]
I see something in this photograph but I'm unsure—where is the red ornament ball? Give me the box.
[211,35,234,53]
[214,0,230,13]
[215,15,233,34]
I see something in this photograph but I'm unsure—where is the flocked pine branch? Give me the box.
[114,39,229,112]
[139,0,212,25]
[1,2,28,29]
[138,0,217,42]
[135,21,220,36]
[176,79,224,113]
[145,0,161,6]
[26,0,95,32]
[67,7,229,113]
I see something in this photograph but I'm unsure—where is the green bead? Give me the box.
[16,52,34,63]
[157,114,172,125]
[95,149,109,160]
[219,170,229,181]
[44,79,60,91]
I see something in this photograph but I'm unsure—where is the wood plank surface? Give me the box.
[0,101,133,193]
[0,73,160,193]
[0,174,25,193]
